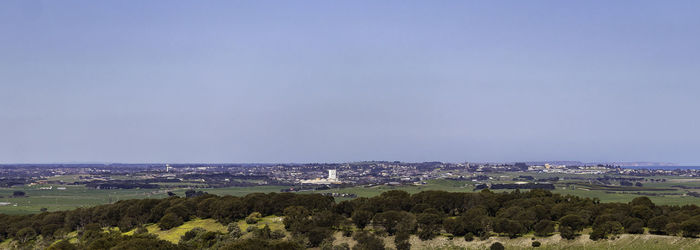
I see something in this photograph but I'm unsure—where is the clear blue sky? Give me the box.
[2,1,699,164]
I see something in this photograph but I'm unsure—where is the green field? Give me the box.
[3,176,700,215]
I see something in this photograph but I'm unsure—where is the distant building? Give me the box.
[300,169,341,184]
[328,170,337,181]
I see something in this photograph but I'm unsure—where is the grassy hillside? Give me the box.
[332,232,700,250]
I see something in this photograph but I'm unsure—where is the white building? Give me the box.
[301,169,341,184]
[328,170,337,181]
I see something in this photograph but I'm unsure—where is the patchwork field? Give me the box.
[3,174,700,215]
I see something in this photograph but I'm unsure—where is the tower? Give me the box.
[328,169,337,180]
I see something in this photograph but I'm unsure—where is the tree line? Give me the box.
[0,189,699,249]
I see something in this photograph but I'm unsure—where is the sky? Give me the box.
[1,1,700,164]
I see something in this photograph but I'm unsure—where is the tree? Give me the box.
[16,227,36,243]
[394,231,410,250]
[417,212,442,240]
[464,232,474,242]
[352,210,373,229]
[373,211,405,235]
[559,226,576,240]
[681,218,700,237]
[284,206,311,233]
[352,231,385,250]
[227,223,243,238]
[624,218,644,234]
[666,222,681,236]
[559,215,585,232]
[307,227,333,247]
[590,221,623,240]
[648,216,669,234]
[47,240,77,250]
[246,212,262,224]
[159,213,183,230]
[630,196,654,207]
[533,220,555,237]
[490,242,505,250]
[12,191,25,197]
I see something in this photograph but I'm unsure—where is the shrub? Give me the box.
[134,227,148,235]
[464,232,474,242]
[490,242,505,250]
[353,231,385,250]
[666,222,681,236]
[560,226,576,240]
[271,229,286,240]
[16,227,37,243]
[246,212,262,224]
[532,241,541,247]
[158,213,183,230]
[227,223,243,238]
[533,220,555,237]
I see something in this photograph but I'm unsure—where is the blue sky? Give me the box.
[1,1,699,164]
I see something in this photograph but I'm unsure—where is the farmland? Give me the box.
[4,173,700,215]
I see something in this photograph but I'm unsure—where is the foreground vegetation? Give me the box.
[1,188,700,249]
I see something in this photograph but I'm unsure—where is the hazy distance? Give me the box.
[1,1,700,164]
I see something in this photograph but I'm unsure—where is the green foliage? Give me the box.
[681,217,700,237]
[591,221,623,240]
[666,222,681,236]
[16,227,36,244]
[252,225,272,240]
[532,240,541,247]
[283,206,311,232]
[352,210,373,229]
[246,212,262,224]
[159,213,184,230]
[3,189,700,249]
[490,242,505,250]
[623,218,645,234]
[534,219,555,237]
[352,231,385,250]
[307,227,333,247]
[560,226,576,240]
[464,232,474,242]
[47,240,77,250]
[395,231,411,250]
[648,216,669,234]
[559,214,585,231]
[373,211,411,235]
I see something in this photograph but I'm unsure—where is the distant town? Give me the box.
[1,162,697,193]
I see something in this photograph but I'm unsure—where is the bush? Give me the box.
[307,227,333,247]
[246,217,258,224]
[464,232,474,242]
[16,227,37,243]
[181,227,206,241]
[227,223,243,238]
[135,227,148,235]
[271,229,286,240]
[626,222,645,234]
[533,220,555,237]
[395,231,410,250]
[246,212,262,224]
[666,222,681,236]
[560,226,576,240]
[490,242,505,250]
[532,241,541,247]
[352,231,385,250]
[681,218,700,237]
[47,240,77,250]
[158,213,184,230]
